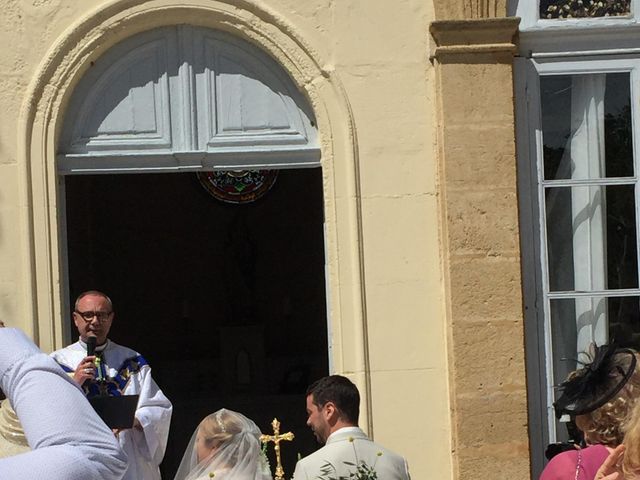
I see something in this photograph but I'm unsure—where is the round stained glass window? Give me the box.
[197,170,278,204]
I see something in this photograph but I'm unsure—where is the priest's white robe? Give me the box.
[52,339,172,480]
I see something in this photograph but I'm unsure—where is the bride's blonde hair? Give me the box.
[197,409,244,450]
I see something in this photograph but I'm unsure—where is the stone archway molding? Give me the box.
[17,0,374,432]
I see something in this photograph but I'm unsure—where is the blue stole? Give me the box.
[59,355,148,398]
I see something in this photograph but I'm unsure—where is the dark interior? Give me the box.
[64,168,329,477]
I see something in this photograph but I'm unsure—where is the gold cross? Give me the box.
[260,418,295,480]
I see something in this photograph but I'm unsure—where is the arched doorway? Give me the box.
[58,25,327,477]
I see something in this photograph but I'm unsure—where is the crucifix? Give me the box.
[260,418,295,480]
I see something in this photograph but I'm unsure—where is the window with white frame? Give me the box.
[537,64,638,431]
[512,0,640,474]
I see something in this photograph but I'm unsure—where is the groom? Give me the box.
[292,375,411,479]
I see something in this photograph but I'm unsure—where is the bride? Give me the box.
[174,408,273,480]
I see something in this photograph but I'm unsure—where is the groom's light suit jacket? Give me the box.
[292,427,411,480]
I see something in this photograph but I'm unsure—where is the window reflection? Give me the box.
[541,73,632,180]
[545,185,638,291]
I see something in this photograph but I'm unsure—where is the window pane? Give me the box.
[540,0,631,19]
[550,296,640,440]
[541,73,632,180]
[545,185,638,291]
[551,296,640,385]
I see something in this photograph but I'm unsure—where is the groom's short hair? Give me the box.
[306,375,360,424]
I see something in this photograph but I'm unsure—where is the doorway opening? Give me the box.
[64,167,329,477]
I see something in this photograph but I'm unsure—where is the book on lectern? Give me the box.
[89,394,139,430]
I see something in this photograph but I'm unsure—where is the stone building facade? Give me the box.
[0,0,539,478]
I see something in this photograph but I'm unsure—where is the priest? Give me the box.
[51,290,172,480]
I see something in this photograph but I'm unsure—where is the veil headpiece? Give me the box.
[174,408,272,480]
[553,344,637,419]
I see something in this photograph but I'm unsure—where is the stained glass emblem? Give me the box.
[197,170,278,204]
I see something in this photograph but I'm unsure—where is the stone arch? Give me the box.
[17,0,372,428]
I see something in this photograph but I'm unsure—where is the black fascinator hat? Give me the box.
[554,344,637,419]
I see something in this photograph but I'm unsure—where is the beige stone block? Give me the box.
[366,281,445,371]
[332,313,366,375]
[333,1,430,65]
[446,189,520,255]
[329,195,362,284]
[457,445,531,480]
[0,280,19,328]
[269,0,334,60]
[0,165,21,329]
[439,62,515,126]
[0,78,23,165]
[359,147,438,197]
[450,320,526,393]
[448,256,524,321]
[18,1,86,60]
[0,2,79,90]
[339,63,431,158]
[370,369,452,480]
[361,195,439,285]
[0,165,20,280]
[432,3,511,21]
[453,390,529,448]
[442,124,517,189]
[0,2,25,61]
[432,2,466,20]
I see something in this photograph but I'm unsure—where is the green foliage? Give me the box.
[260,441,271,472]
[540,0,630,19]
[316,460,378,480]
[314,440,381,480]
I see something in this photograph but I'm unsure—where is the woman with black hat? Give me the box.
[541,344,640,480]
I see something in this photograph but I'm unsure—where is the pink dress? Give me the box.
[540,445,610,480]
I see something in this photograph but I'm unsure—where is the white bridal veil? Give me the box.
[174,408,273,480]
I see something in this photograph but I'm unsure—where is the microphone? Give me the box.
[86,336,97,357]
[86,336,104,383]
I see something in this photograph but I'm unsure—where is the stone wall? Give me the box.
[0,1,451,478]
[430,12,531,480]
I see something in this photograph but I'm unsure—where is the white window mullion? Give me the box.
[529,67,558,441]
[629,64,640,325]
[631,66,640,293]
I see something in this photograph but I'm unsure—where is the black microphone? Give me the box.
[86,336,97,357]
